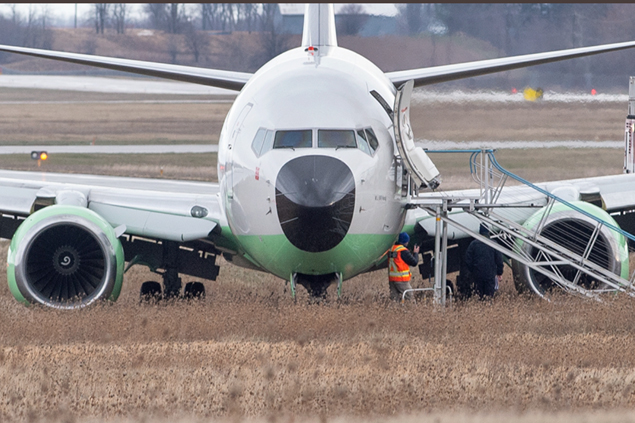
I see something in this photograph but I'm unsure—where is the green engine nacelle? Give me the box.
[512,200,629,296]
[7,205,125,309]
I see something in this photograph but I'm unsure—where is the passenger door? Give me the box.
[393,80,441,190]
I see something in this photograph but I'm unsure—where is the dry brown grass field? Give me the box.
[0,88,634,422]
[0,88,231,145]
[0,87,627,145]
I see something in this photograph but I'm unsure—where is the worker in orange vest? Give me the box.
[388,232,420,302]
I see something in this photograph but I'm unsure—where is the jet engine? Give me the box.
[512,201,629,296]
[7,205,125,309]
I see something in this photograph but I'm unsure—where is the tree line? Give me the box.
[403,4,635,88]
[3,3,635,88]
[0,5,54,52]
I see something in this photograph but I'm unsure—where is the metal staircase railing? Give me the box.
[409,149,635,303]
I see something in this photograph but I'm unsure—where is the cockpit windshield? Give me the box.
[273,130,312,149]
[356,130,371,155]
[252,127,379,157]
[318,130,357,149]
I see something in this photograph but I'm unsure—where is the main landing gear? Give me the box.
[140,280,206,302]
[121,237,219,303]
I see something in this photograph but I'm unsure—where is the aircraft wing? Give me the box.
[411,173,635,240]
[0,170,222,243]
[387,40,635,88]
[0,44,252,91]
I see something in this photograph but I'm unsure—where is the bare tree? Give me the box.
[93,3,110,34]
[143,3,185,33]
[235,3,258,34]
[337,4,367,36]
[0,4,53,56]
[167,35,180,63]
[199,3,256,32]
[220,3,235,32]
[20,5,53,48]
[9,4,21,26]
[257,4,289,65]
[166,3,185,34]
[112,4,127,34]
[184,21,209,62]
[241,3,257,33]
[200,3,221,30]
[145,3,166,30]
[23,4,39,45]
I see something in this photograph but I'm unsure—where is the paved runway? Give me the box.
[0,76,623,103]
[0,75,238,95]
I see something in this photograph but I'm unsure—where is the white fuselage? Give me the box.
[216,45,406,280]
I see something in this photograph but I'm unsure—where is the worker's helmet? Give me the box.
[398,232,410,245]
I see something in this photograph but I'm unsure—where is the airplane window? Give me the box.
[318,130,357,148]
[261,129,275,155]
[365,127,379,153]
[273,130,312,149]
[356,130,371,155]
[251,128,267,157]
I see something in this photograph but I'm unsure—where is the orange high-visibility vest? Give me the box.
[388,244,411,282]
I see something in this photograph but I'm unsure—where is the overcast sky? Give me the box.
[1,3,145,27]
[0,3,399,28]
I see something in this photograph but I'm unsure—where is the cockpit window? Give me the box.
[254,127,378,156]
[273,130,312,149]
[318,130,357,148]
[261,130,274,154]
[365,127,379,153]
[251,128,275,157]
[356,130,371,155]
[251,128,267,157]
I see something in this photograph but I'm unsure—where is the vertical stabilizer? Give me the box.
[301,4,337,48]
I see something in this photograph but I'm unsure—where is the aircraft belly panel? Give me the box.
[236,232,396,280]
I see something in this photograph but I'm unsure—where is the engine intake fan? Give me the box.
[7,206,124,309]
[512,201,629,296]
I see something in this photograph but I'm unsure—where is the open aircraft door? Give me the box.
[393,80,441,190]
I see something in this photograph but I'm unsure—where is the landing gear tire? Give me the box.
[140,281,162,302]
[183,282,206,300]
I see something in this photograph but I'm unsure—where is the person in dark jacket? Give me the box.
[465,224,504,298]
[388,232,420,302]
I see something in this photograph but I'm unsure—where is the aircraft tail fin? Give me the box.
[301,4,337,48]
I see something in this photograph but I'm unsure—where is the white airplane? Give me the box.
[2,4,635,308]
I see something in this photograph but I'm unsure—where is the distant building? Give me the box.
[278,3,398,37]
[278,4,304,35]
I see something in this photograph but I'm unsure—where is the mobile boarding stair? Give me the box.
[405,149,635,305]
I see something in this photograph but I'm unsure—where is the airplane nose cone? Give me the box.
[276,155,355,253]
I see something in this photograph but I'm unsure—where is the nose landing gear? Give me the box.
[290,272,342,301]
